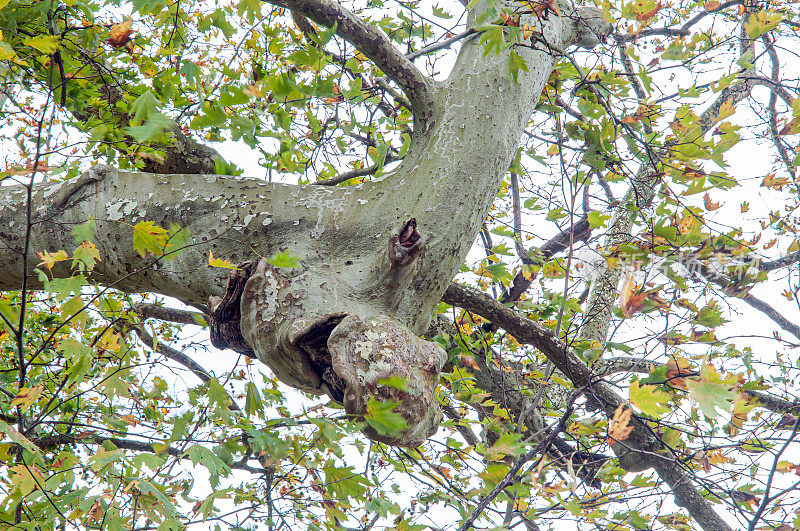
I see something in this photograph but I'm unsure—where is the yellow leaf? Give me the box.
[716,98,736,122]
[36,249,70,270]
[208,251,239,269]
[761,173,790,189]
[8,464,45,495]
[11,383,44,412]
[629,380,671,417]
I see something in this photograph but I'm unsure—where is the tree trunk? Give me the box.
[0,0,608,445]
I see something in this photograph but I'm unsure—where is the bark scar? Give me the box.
[389,218,425,268]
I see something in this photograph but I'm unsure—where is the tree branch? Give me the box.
[134,303,205,325]
[441,281,733,531]
[31,433,267,473]
[264,0,436,123]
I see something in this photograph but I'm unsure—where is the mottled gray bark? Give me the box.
[0,0,609,445]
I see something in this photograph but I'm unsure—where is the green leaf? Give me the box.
[130,90,162,125]
[219,86,250,107]
[185,445,231,488]
[88,446,125,471]
[0,298,20,333]
[323,460,370,501]
[133,221,169,257]
[72,219,96,243]
[23,35,60,54]
[546,207,567,221]
[138,479,177,517]
[693,301,728,329]
[485,432,524,460]
[72,241,101,271]
[686,364,737,419]
[479,24,506,56]
[127,112,175,142]
[310,21,337,46]
[59,338,94,386]
[484,261,511,281]
[364,397,407,436]
[208,251,239,269]
[432,4,453,18]
[44,274,88,301]
[0,421,44,463]
[244,382,264,418]
[629,380,671,417]
[377,375,409,391]
[587,210,611,228]
[508,49,528,84]
[267,250,300,269]
[197,489,233,520]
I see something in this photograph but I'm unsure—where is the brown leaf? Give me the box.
[500,12,521,26]
[620,276,648,318]
[107,20,134,48]
[432,464,452,479]
[730,489,759,505]
[694,450,711,472]
[665,357,693,389]
[703,192,720,211]
[460,354,481,372]
[705,0,721,10]
[607,404,634,443]
[761,173,791,190]
[87,499,103,523]
[635,2,663,21]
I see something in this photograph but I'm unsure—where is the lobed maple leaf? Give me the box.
[607,404,634,444]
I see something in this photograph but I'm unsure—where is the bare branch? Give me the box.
[406,29,476,61]
[617,0,743,42]
[134,303,205,325]
[313,154,401,185]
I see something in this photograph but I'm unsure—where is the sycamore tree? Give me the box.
[1,0,800,527]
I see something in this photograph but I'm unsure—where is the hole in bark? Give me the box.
[294,314,348,402]
[389,218,424,268]
[398,218,420,247]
